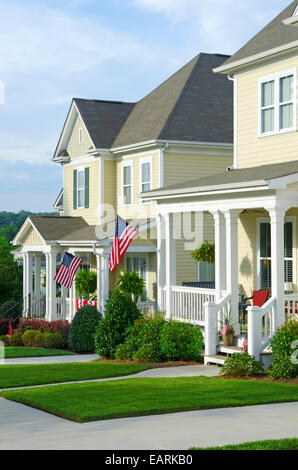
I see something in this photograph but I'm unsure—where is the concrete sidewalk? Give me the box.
[0,398,297,450]
[3,354,99,365]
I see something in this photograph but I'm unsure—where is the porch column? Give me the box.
[34,253,41,301]
[223,209,241,334]
[96,254,102,312]
[268,207,286,329]
[211,211,226,302]
[157,213,166,311]
[24,252,33,316]
[69,282,77,321]
[61,285,68,321]
[22,252,27,315]
[165,213,176,318]
[103,255,110,310]
[45,250,57,322]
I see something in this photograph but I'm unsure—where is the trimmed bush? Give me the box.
[22,329,41,347]
[160,321,204,361]
[43,332,68,349]
[35,332,46,348]
[269,321,298,379]
[95,290,140,359]
[9,332,23,346]
[115,313,166,362]
[0,335,10,346]
[17,319,70,340]
[69,305,102,352]
[220,352,264,377]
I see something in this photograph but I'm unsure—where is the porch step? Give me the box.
[204,355,226,366]
[218,345,242,355]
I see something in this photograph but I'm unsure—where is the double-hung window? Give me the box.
[258,218,295,289]
[73,167,89,209]
[259,70,296,136]
[140,158,152,204]
[77,169,85,208]
[122,162,133,205]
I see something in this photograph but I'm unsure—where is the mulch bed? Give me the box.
[94,357,204,368]
[218,374,298,384]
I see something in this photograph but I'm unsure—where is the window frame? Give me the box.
[139,157,153,205]
[77,167,85,209]
[256,216,296,291]
[258,68,296,137]
[121,161,133,206]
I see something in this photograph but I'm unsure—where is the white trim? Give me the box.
[139,156,153,205]
[121,160,133,206]
[99,157,104,224]
[213,40,298,75]
[64,155,98,166]
[257,216,296,291]
[12,217,46,246]
[258,68,297,138]
[76,167,85,209]
[233,76,238,168]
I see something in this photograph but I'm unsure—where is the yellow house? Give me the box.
[13,52,233,321]
[142,0,298,367]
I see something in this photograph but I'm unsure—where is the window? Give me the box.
[198,262,215,283]
[77,169,85,208]
[122,162,133,205]
[259,70,296,136]
[258,219,294,289]
[125,255,147,299]
[79,127,84,144]
[140,158,152,204]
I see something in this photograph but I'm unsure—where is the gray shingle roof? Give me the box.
[74,99,135,149]
[29,216,93,241]
[112,53,233,148]
[141,160,298,198]
[221,1,298,70]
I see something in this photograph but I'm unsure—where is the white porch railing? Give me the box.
[247,296,276,360]
[168,285,216,325]
[284,293,298,322]
[204,292,231,359]
[137,301,157,316]
[56,297,70,322]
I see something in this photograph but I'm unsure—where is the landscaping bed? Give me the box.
[95,357,204,368]
[219,374,298,384]
[0,361,150,389]
[1,376,297,423]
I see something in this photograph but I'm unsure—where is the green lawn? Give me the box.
[0,362,150,389]
[1,376,297,423]
[4,347,75,359]
[191,438,298,450]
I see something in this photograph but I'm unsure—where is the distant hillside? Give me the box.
[0,211,59,243]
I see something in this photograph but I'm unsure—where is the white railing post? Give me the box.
[211,211,226,302]
[157,213,166,312]
[165,213,175,319]
[247,305,262,360]
[204,302,218,357]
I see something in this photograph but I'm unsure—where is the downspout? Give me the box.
[228,74,237,170]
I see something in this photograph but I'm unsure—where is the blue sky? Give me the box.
[0,0,291,212]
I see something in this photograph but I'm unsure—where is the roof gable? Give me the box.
[218,1,298,72]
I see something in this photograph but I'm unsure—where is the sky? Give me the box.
[0,0,292,212]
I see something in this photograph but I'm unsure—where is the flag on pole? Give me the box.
[241,337,248,352]
[109,216,138,272]
[221,319,229,336]
[54,252,83,288]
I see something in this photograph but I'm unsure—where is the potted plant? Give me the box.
[117,270,145,302]
[75,270,97,299]
[219,311,235,346]
[191,241,215,264]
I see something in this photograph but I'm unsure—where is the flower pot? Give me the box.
[222,334,234,346]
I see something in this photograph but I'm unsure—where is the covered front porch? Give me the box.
[142,162,298,363]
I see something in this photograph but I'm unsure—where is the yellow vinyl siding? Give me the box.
[164,152,232,186]
[237,57,298,169]
[116,151,160,220]
[104,160,116,209]
[63,160,99,225]
[22,226,43,245]
[67,115,93,158]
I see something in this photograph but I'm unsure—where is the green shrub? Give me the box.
[43,332,67,349]
[132,344,163,362]
[69,305,102,352]
[0,335,10,346]
[269,321,298,379]
[220,352,264,377]
[94,290,140,358]
[117,271,145,299]
[9,332,23,346]
[115,342,135,360]
[160,321,204,361]
[22,330,41,347]
[35,332,46,348]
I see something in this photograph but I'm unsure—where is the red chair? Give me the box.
[245,290,270,307]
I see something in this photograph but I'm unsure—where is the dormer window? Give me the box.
[259,69,296,136]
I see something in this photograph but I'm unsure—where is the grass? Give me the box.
[4,347,75,359]
[1,376,297,423]
[190,438,298,450]
[0,362,150,389]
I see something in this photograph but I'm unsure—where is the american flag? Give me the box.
[54,252,83,288]
[109,216,138,272]
[221,319,229,336]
